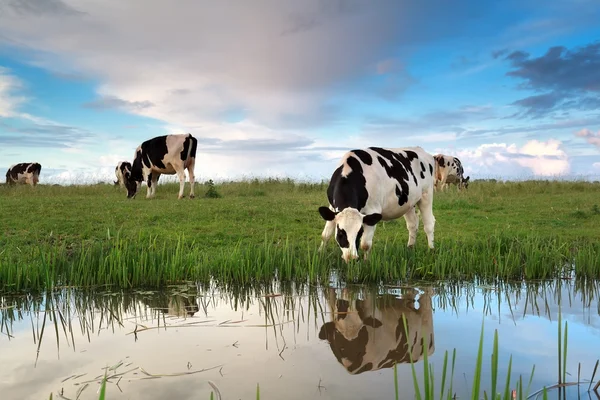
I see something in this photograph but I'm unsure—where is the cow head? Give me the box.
[318,206,382,263]
[124,152,143,198]
[461,176,470,189]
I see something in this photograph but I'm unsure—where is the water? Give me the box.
[1,280,599,400]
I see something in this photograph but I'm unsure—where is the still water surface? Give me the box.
[1,280,599,400]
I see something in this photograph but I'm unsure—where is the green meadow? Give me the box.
[1,178,599,291]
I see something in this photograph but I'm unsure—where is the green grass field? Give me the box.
[1,179,599,291]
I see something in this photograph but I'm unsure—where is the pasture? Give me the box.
[1,178,599,291]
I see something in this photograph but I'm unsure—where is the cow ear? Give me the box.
[318,206,336,221]
[363,213,382,226]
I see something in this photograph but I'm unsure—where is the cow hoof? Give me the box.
[189,194,195,199]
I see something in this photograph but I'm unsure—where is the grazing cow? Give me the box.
[318,147,436,263]
[5,162,42,186]
[124,133,197,199]
[433,154,469,191]
[114,161,132,188]
[318,287,435,374]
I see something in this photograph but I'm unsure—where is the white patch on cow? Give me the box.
[320,287,435,374]
[319,147,435,263]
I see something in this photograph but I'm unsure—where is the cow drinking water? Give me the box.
[5,163,42,186]
[318,147,436,263]
[124,133,197,199]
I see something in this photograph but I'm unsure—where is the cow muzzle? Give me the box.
[342,250,359,263]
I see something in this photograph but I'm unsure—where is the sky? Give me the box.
[1,0,600,184]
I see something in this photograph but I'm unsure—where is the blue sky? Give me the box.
[1,0,600,184]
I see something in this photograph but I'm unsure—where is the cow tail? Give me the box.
[187,134,197,162]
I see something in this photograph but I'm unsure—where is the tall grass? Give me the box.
[1,233,598,291]
[403,318,599,400]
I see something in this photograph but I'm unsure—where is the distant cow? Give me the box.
[114,161,132,188]
[433,154,469,191]
[318,147,436,263]
[124,133,197,199]
[319,287,435,374]
[5,163,42,186]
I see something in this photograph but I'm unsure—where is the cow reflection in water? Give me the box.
[318,288,434,374]
[142,294,199,318]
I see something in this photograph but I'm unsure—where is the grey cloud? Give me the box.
[505,42,600,92]
[1,0,83,16]
[83,96,154,112]
[197,135,314,153]
[0,120,95,148]
[0,0,496,131]
[458,114,600,139]
[504,41,600,117]
[492,49,509,59]
[364,105,495,135]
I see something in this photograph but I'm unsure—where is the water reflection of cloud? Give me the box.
[0,281,598,399]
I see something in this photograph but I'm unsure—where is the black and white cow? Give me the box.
[318,287,435,374]
[114,161,132,188]
[433,154,469,191]
[5,162,42,186]
[318,147,436,263]
[124,133,197,199]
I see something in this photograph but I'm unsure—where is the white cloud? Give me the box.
[593,162,600,170]
[0,67,27,118]
[442,139,571,178]
[575,129,600,150]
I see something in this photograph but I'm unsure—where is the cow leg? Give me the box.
[360,225,377,260]
[151,173,160,197]
[146,173,154,199]
[177,169,186,199]
[417,192,435,249]
[186,161,196,199]
[403,206,419,247]
[319,220,335,251]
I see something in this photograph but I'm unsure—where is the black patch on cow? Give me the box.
[355,226,364,250]
[447,161,450,166]
[354,362,373,374]
[436,156,444,167]
[336,300,350,320]
[362,316,383,328]
[363,213,382,226]
[325,156,368,212]
[370,147,418,192]
[336,226,349,248]
[351,149,373,165]
[318,206,336,221]
[180,133,198,163]
[419,162,426,179]
[119,161,131,174]
[420,162,425,171]
[376,316,411,368]
[147,173,153,188]
[395,184,409,207]
[429,164,433,175]
[319,323,369,374]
